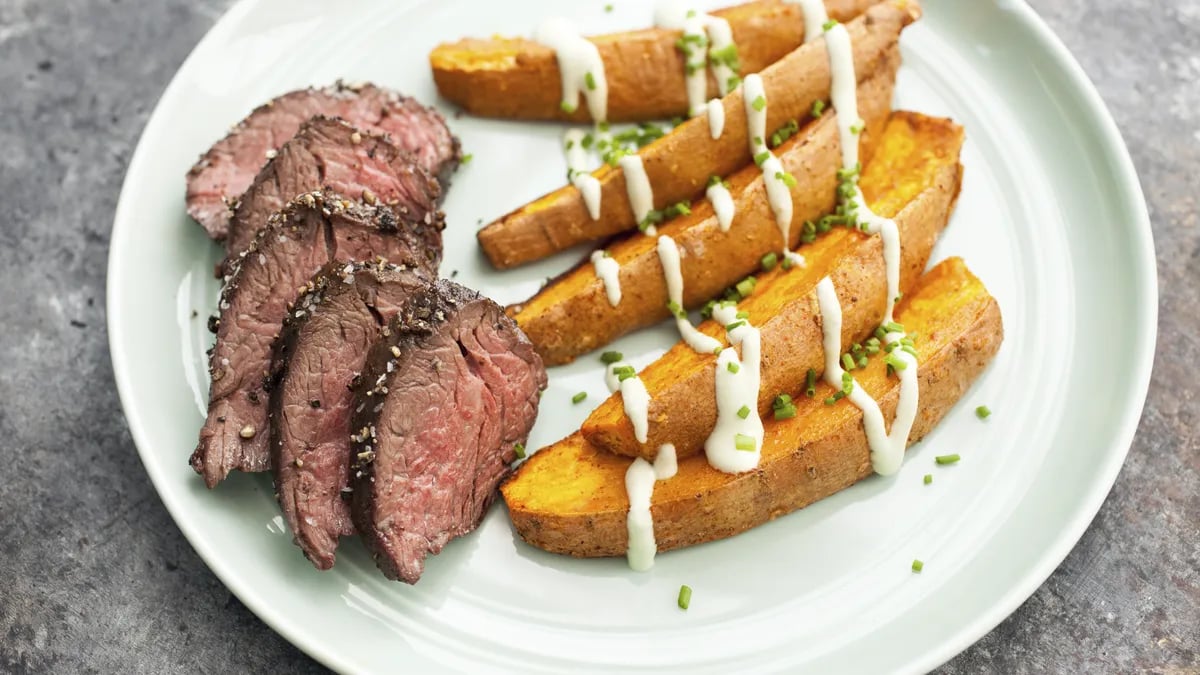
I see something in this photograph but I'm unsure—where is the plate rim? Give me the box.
[106,0,1158,672]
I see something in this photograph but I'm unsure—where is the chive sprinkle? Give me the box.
[976,405,992,419]
[753,150,771,166]
[924,474,933,485]
[823,19,839,31]
[811,99,826,118]
[734,433,756,451]
[725,320,746,332]
[751,95,766,112]
[935,454,961,465]
[736,276,757,297]
[911,559,924,573]
[737,405,751,419]
[600,351,624,364]
[805,368,817,397]
[613,365,637,382]
[460,153,474,164]
[727,361,740,374]
[678,585,692,610]
[560,100,577,114]
[585,72,597,91]
[842,353,856,371]
[572,391,588,404]
[514,443,526,459]
[761,252,778,271]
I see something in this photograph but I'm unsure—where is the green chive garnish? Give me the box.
[678,585,692,610]
[737,405,751,419]
[976,405,992,419]
[725,320,746,332]
[822,19,839,31]
[572,391,587,404]
[775,171,797,188]
[514,443,526,459]
[811,99,826,118]
[935,454,961,465]
[924,474,933,485]
[460,154,474,164]
[753,151,770,166]
[911,559,924,573]
[842,353,856,371]
[727,362,740,374]
[761,252,778,271]
[613,365,637,382]
[560,100,577,114]
[735,310,749,320]
[736,276,757,297]
[600,351,624,364]
[734,433,756,451]
[805,368,817,397]
[585,72,597,91]
[751,95,766,112]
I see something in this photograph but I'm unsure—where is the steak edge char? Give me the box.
[268,260,428,570]
[186,81,461,240]
[224,116,441,262]
[191,191,445,488]
[350,281,547,583]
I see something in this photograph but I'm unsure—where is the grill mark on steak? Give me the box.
[268,260,428,570]
[190,190,445,488]
[186,81,460,240]
[349,280,547,583]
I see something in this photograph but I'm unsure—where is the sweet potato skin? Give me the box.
[502,257,1003,557]
[508,51,899,366]
[475,0,922,269]
[582,111,966,460]
[431,0,879,123]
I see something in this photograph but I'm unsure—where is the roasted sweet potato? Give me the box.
[476,0,922,269]
[502,257,1002,558]
[431,0,878,123]
[582,112,965,460]
[508,53,899,366]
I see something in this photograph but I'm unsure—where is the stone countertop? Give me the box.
[0,0,1195,671]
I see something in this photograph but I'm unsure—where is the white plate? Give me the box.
[108,0,1156,672]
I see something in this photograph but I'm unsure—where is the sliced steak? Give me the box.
[191,191,444,488]
[186,81,461,240]
[224,116,441,262]
[268,260,428,570]
[350,280,547,583]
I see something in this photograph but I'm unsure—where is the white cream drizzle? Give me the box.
[605,361,651,443]
[535,18,609,121]
[625,443,678,571]
[742,74,798,255]
[564,129,603,219]
[618,154,657,236]
[706,180,735,231]
[657,235,723,354]
[591,250,622,306]
[703,304,764,473]
[656,1,740,116]
[816,278,917,475]
[792,0,830,43]
[706,98,725,139]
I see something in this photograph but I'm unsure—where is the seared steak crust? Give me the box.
[186,81,460,239]
[349,280,547,583]
[224,116,441,262]
[268,260,428,570]
[191,191,444,488]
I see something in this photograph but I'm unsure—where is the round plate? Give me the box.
[108,0,1156,672]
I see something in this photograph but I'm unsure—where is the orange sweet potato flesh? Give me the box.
[501,257,1003,557]
[508,50,899,366]
[475,0,922,269]
[582,111,965,460]
[430,0,879,123]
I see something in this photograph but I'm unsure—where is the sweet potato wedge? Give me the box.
[502,257,1002,557]
[430,0,878,123]
[508,52,899,366]
[476,0,922,269]
[582,111,965,460]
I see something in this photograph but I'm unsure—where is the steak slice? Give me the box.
[268,260,428,570]
[186,81,461,240]
[191,191,444,488]
[350,280,547,583]
[224,116,441,262]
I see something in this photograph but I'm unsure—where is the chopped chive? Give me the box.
[560,100,577,114]
[713,346,724,355]
[841,371,854,395]
[911,559,924,573]
[842,353,856,371]
[735,311,750,320]
[885,321,905,333]
[678,584,692,610]
[811,99,826,118]
[727,361,740,374]
[735,276,757,298]
[824,391,845,405]
[605,3,614,11]
[805,368,817,397]
[884,353,908,373]
[734,433,756,451]
[600,351,624,364]
[699,300,717,320]
[754,151,771,166]
[667,300,687,319]
[781,256,795,270]
[772,394,797,421]
[751,95,766,112]
[572,391,588,404]
[935,454,961,465]
[856,355,869,369]
[460,153,474,164]
[613,365,637,382]
[585,71,597,91]
[923,473,933,485]
[761,252,778,271]
[975,405,992,419]
[514,443,526,459]
[737,405,751,419]
[774,171,797,188]
[823,19,839,31]
[725,320,746,332]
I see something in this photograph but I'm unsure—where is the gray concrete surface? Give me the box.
[0,0,1195,672]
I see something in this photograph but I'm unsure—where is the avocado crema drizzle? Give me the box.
[533,1,919,571]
